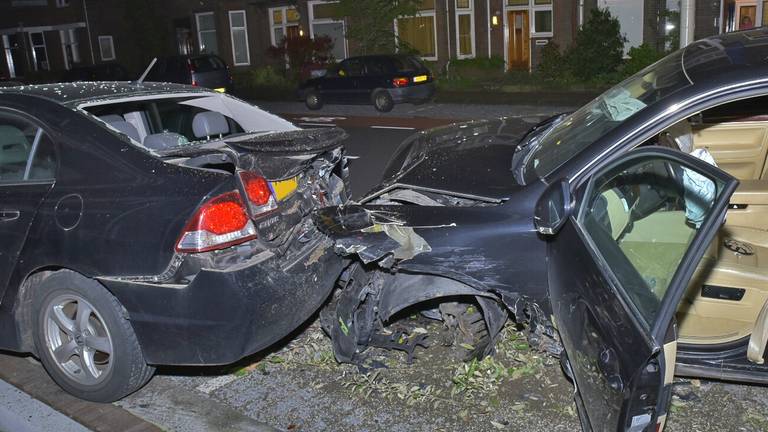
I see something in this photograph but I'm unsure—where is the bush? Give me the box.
[231,66,296,101]
[537,42,565,82]
[446,56,505,80]
[566,8,626,82]
[622,43,664,77]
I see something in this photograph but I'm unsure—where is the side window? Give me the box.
[340,59,364,77]
[579,155,725,325]
[0,114,55,182]
[364,58,387,76]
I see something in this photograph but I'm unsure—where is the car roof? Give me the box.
[0,81,211,107]
[683,28,768,88]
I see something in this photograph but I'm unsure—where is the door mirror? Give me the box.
[534,179,574,235]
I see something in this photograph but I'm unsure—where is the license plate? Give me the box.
[271,177,298,201]
[413,75,428,83]
[213,87,226,93]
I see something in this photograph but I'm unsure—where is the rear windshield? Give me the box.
[191,56,226,72]
[79,93,298,151]
[391,56,425,72]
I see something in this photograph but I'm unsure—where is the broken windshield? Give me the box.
[525,49,691,181]
[79,92,298,152]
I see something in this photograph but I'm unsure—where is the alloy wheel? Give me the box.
[43,294,114,385]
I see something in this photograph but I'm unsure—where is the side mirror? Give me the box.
[534,179,574,236]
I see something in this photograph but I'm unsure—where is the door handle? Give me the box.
[0,210,20,222]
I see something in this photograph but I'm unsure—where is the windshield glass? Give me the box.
[528,50,691,179]
[80,93,297,151]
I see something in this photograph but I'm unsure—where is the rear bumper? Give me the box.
[100,238,342,365]
[388,83,436,103]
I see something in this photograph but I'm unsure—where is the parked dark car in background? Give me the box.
[61,62,129,82]
[299,55,435,112]
[145,54,233,93]
[314,29,768,431]
[0,81,348,402]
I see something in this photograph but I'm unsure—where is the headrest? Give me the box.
[192,111,229,138]
[109,120,141,143]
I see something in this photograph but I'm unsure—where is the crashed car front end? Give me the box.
[313,118,563,364]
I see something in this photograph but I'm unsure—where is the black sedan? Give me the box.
[299,55,435,112]
[0,82,348,402]
[314,30,768,431]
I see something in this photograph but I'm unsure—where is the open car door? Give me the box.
[540,147,737,432]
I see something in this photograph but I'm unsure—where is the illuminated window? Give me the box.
[395,0,437,60]
[270,6,301,46]
[456,0,475,58]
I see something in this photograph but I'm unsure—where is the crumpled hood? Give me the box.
[366,117,539,202]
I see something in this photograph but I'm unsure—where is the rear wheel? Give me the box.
[32,270,154,402]
[305,89,323,110]
[372,90,394,112]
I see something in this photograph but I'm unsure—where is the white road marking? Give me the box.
[370,125,416,130]
[299,123,337,127]
[195,374,242,394]
[296,116,347,122]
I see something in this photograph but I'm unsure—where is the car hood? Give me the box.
[364,117,539,202]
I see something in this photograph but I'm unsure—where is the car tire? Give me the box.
[439,301,491,361]
[305,90,323,110]
[32,270,154,402]
[372,90,394,112]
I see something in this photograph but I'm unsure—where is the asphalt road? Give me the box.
[281,113,460,198]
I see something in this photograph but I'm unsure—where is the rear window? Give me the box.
[191,56,226,72]
[390,56,425,72]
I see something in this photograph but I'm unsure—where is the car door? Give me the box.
[0,111,56,299]
[541,147,737,432]
[319,58,363,104]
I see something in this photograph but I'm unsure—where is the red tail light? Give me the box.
[392,77,410,87]
[187,60,198,86]
[175,191,257,253]
[239,171,277,215]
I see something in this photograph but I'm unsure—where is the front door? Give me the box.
[508,10,529,70]
[546,148,737,431]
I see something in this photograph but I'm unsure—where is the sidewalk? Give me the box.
[0,378,90,432]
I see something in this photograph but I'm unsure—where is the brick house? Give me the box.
[0,0,761,81]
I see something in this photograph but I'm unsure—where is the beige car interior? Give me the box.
[657,109,768,364]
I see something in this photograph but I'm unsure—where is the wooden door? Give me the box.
[508,10,529,70]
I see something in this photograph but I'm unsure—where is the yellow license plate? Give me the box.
[213,87,226,93]
[413,75,428,83]
[271,177,298,201]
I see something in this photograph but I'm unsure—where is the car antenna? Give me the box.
[134,57,157,86]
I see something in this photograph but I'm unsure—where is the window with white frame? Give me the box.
[309,1,347,61]
[506,0,553,36]
[60,28,80,70]
[456,0,475,58]
[395,0,437,60]
[29,32,49,71]
[196,12,219,54]
[229,10,250,65]
[98,35,115,61]
[269,6,301,46]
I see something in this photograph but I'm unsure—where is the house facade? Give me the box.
[0,0,760,81]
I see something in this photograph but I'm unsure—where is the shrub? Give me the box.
[537,42,564,82]
[565,8,626,82]
[622,43,664,77]
[268,35,335,81]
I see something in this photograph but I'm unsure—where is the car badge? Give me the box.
[724,239,754,256]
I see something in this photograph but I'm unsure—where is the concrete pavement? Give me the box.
[0,378,91,432]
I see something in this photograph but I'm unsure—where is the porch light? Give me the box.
[492,14,499,26]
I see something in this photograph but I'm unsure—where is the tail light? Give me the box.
[392,77,410,87]
[239,171,278,215]
[175,191,256,253]
[187,60,198,86]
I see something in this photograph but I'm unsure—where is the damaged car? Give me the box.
[315,30,768,431]
[0,82,349,402]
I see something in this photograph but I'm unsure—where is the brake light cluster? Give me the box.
[392,77,410,87]
[175,172,277,253]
